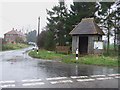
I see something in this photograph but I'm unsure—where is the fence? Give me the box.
[56,46,70,54]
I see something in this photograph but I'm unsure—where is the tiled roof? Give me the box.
[4,30,24,36]
[70,18,104,35]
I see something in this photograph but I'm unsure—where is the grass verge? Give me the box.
[29,50,119,67]
[2,43,29,51]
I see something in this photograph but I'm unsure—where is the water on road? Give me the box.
[0,47,118,81]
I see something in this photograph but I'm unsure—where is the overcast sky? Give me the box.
[0,0,72,38]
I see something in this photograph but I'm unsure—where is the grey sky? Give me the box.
[0,0,72,38]
[0,2,57,37]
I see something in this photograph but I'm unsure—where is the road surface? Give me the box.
[0,47,119,88]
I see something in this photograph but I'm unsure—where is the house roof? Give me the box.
[4,29,24,36]
[70,18,104,35]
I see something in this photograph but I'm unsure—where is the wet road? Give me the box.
[0,47,119,88]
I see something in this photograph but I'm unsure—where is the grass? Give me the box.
[2,43,29,51]
[29,50,67,60]
[29,49,119,67]
[63,55,119,67]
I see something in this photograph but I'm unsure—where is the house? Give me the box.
[4,28,26,43]
[0,38,3,51]
[70,18,105,54]
[0,38,3,44]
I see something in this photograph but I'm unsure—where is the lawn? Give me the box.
[29,50,119,67]
[2,43,29,51]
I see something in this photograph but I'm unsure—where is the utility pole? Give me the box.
[36,16,40,49]
[38,16,40,37]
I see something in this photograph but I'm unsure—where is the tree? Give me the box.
[37,27,55,50]
[95,2,114,55]
[44,30,55,50]
[26,30,37,43]
[37,30,47,49]
[115,1,120,58]
[47,0,68,46]
[70,2,97,24]
[114,3,120,53]
[15,37,24,43]
[109,7,119,52]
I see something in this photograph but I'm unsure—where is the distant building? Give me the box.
[4,28,26,43]
[0,38,3,43]
[70,18,105,54]
[0,38,3,51]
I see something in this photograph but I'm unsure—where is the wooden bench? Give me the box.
[56,46,70,54]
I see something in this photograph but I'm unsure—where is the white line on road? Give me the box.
[90,75,106,78]
[77,79,95,82]
[114,76,120,79]
[22,79,42,82]
[46,77,67,81]
[108,74,120,77]
[50,80,73,84]
[0,84,15,88]
[0,80,15,84]
[96,77,114,80]
[22,82,45,86]
[71,76,88,79]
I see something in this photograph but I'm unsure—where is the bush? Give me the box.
[37,30,55,50]
[2,43,29,51]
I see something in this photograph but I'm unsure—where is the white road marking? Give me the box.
[90,75,106,78]
[22,79,42,82]
[0,84,15,88]
[114,76,120,79]
[0,80,15,84]
[22,82,45,86]
[108,74,120,77]
[50,80,73,84]
[96,77,114,80]
[71,76,88,79]
[0,73,119,87]
[77,79,95,82]
[46,77,67,81]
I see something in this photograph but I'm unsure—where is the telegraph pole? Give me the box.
[36,16,40,51]
[38,16,40,37]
